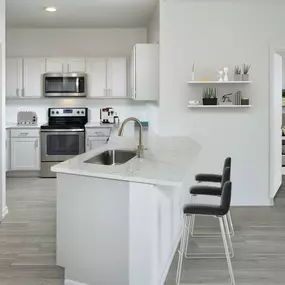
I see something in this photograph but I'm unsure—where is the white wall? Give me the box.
[278,52,285,89]
[7,28,147,57]
[0,0,6,218]
[6,28,148,123]
[158,0,285,206]
[147,5,160,134]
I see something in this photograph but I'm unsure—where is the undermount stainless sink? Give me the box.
[84,149,137,166]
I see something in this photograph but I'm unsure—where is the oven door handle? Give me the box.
[41,129,85,133]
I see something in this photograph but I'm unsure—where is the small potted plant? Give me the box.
[202,88,217,105]
[242,64,251,81]
[234,66,242,81]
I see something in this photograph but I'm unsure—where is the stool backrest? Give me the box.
[223,157,231,173]
[220,179,232,215]
[221,165,231,186]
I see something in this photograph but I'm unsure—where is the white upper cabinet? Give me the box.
[107,58,127,97]
[23,58,46,98]
[46,58,86,73]
[86,58,107,97]
[6,58,23,98]
[67,58,86,73]
[86,57,127,98]
[131,44,159,101]
[45,58,65,73]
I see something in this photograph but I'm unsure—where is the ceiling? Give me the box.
[7,0,158,28]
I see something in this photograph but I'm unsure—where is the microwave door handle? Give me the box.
[76,78,79,93]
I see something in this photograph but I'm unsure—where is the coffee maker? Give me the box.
[100,107,119,124]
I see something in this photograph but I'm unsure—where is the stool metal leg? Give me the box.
[176,215,188,285]
[227,211,235,237]
[185,215,233,259]
[224,213,234,258]
[219,216,236,285]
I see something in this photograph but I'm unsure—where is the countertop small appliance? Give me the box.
[17,111,38,125]
[100,107,119,124]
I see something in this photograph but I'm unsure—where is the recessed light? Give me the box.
[45,7,57,12]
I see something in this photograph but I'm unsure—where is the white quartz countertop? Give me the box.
[6,123,45,129]
[51,127,201,187]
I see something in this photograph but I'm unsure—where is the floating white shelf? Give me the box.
[187,81,252,84]
[188,105,252,108]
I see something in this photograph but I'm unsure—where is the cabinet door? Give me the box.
[67,58,86,73]
[86,137,108,152]
[11,137,40,171]
[46,58,65,73]
[23,58,46,98]
[6,130,10,172]
[86,58,107,97]
[107,58,127,97]
[6,58,23,98]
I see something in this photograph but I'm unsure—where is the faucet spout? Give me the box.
[118,117,144,158]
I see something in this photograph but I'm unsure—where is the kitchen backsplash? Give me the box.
[6,98,148,123]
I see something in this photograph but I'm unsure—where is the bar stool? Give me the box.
[176,181,235,285]
[186,167,234,259]
[190,157,234,238]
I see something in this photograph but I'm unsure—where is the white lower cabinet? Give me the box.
[86,137,108,152]
[10,129,40,171]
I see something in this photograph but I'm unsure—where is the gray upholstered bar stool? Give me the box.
[190,157,234,238]
[176,181,236,285]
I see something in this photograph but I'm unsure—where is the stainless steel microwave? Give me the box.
[43,73,87,97]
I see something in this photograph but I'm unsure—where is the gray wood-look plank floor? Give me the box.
[0,177,284,285]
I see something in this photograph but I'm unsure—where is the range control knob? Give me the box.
[56,111,59,114]
[51,111,54,114]
[77,111,80,114]
[81,111,84,114]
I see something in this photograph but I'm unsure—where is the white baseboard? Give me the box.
[2,206,8,220]
[65,280,88,285]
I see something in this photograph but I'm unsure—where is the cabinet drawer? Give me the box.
[11,129,40,138]
[86,128,111,137]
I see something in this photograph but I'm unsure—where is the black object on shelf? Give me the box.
[241,98,250,105]
[202,98,217,105]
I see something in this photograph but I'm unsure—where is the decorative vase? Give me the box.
[223,67,229,82]
[233,74,242,81]
[242,74,250,81]
[203,98,218,105]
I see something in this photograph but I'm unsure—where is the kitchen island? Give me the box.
[51,130,201,285]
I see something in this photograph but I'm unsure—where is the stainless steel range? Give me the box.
[40,108,88,178]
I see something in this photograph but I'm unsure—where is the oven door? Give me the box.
[41,130,85,162]
[43,73,86,97]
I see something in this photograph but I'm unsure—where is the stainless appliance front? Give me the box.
[43,73,87,97]
[40,130,85,177]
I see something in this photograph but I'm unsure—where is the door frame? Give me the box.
[269,45,285,202]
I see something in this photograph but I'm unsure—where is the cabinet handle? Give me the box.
[62,63,64,72]
[86,138,90,147]
[5,139,7,149]
[20,132,28,136]
[16,89,19,97]
[35,139,39,148]
[21,89,25,97]
[67,63,70,72]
